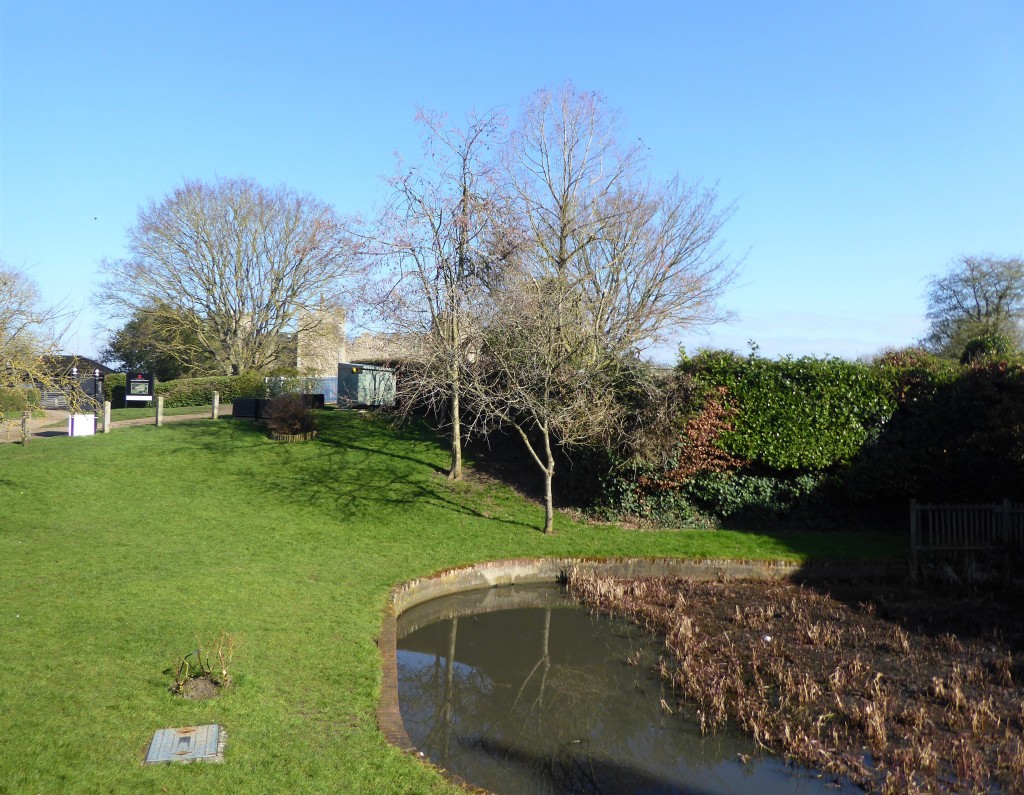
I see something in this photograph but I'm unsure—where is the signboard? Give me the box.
[125,372,155,402]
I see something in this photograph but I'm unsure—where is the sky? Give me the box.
[1,0,1022,364]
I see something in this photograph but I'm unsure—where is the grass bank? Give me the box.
[0,410,903,793]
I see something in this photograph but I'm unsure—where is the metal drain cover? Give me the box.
[144,724,225,764]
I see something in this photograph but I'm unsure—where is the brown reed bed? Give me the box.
[567,569,1024,794]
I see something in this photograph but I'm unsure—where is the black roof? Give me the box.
[41,355,116,377]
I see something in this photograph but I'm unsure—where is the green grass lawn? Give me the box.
[0,410,903,793]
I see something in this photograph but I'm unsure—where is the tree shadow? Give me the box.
[169,411,537,531]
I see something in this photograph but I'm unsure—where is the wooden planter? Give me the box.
[268,430,318,443]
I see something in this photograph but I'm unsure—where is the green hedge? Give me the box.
[0,386,41,420]
[678,351,896,470]
[596,350,1024,527]
[102,373,126,403]
[101,372,270,408]
[841,359,1024,501]
[156,374,268,407]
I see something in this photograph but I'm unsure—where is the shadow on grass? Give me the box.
[171,411,537,532]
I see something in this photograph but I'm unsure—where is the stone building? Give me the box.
[295,308,348,376]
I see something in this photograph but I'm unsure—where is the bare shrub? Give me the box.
[263,393,317,437]
[170,632,235,697]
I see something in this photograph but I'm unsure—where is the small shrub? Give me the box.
[262,393,317,436]
[169,632,234,698]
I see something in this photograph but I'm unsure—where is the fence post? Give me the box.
[211,391,220,420]
[155,396,164,427]
[909,499,918,577]
[1003,498,1012,546]
[102,401,111,433]
[21,410,30,445]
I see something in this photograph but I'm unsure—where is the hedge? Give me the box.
[0,386,41,420]
[598,350,1024,527]
[101,372,270,408]
[155,373,269,407]
[678,351,896,470]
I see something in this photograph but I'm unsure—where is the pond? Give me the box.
[397,583,861,795]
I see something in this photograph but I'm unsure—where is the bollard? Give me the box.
[156,396,164,427]
[102,401,111,433]
[211,391,220,420]
[21,410,30,445]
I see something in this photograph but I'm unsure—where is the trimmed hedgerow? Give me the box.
[678,350,896,471]
[842,357,1024,502]
[596,349,1024,527]
[155,374,269,407]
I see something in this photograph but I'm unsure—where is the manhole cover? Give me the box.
[144,724,225,765]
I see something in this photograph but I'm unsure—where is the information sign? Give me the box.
[125,372,155,402]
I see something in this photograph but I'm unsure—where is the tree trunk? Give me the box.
[542,425,555,534]
[448,387,463,481]
[512,421,557,534]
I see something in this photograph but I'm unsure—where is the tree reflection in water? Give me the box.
[397,584,862,795]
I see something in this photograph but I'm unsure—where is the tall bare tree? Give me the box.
[922,255,1024,359]
[476,84,735,533]
[0,264,72,428]
[98,177,359,376]
[367,109,505,479]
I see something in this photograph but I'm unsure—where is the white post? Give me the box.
[102,401,111,433]
[21,410,30,445]
[211,391,220,420]
[156,396,164,427]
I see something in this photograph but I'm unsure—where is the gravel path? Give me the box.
[0,408,224,443]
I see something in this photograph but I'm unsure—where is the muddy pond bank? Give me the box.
[567,570,1024,794]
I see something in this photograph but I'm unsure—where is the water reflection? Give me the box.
[397,584,860,795]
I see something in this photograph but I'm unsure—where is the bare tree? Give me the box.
[0,264,72,429]
[98,177,359,376]
[922,255,1024,359]
[366,109,505,479]
[475,84,735,533]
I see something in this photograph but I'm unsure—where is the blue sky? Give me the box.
[2,0,1021,363]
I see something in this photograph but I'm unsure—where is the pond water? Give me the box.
[397,583,862,795]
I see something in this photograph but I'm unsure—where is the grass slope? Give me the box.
[0,411,902,793]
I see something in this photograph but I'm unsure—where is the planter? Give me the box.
[268,430,317,443]
[232,398,262,418]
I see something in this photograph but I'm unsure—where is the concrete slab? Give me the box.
[144,724,225,765]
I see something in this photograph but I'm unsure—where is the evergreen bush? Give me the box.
[156,373,268,407]
[678,350,895,470]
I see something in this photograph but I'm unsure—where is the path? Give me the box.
[0,408,227,444]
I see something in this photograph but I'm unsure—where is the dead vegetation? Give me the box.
[567,569,1024,794]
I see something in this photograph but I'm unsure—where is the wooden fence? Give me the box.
[910,499,1024,572]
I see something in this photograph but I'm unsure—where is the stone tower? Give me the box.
[295,307,347,376]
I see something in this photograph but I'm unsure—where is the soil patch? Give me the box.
[567,571,1024,794]
[178,676,222,700]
